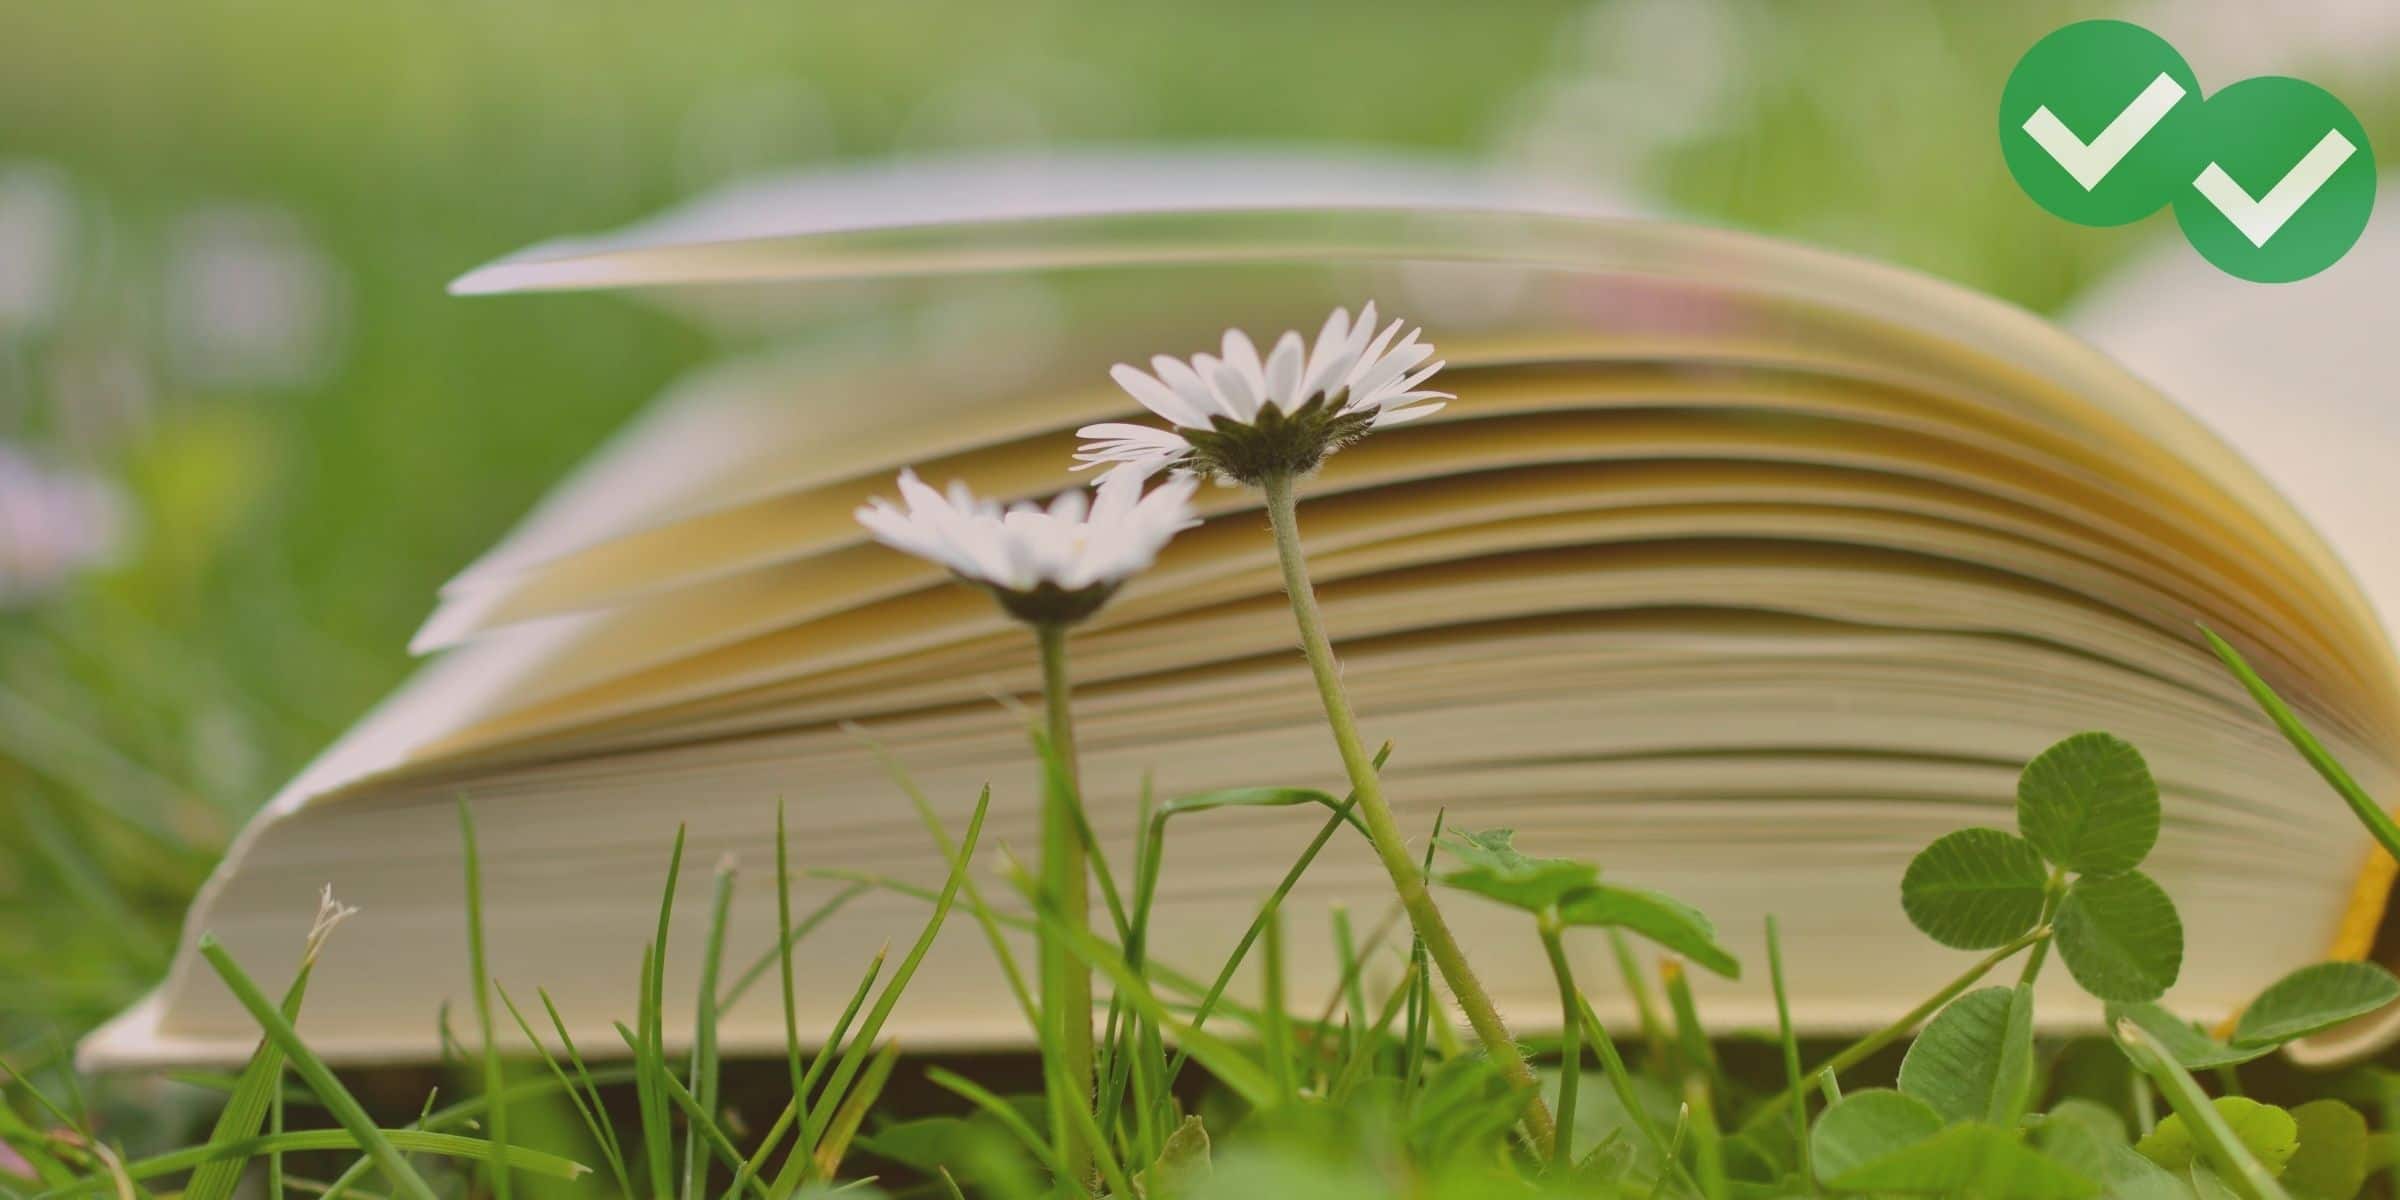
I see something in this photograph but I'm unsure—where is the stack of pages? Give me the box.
[84,153,2400,1067]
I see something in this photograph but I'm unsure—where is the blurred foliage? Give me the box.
[2,0,2398,1072]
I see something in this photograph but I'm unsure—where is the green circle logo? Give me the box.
[2172,76,2376,283]
[2001,20,2203,227]
[1999,20,2375,282]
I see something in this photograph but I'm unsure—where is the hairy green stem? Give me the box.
[1259,470,1556,1155]
[1035,621,1096,1194]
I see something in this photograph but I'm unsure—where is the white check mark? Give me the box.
[2192,130,2358,247]
[2022,73,2187,190]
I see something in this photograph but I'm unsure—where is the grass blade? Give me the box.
[1159,777,1376,1089]
[537,987,632,1182]
[613,1024,772,1200]
[798,868,1264,1028]
[196,936,438,1200]
[924,1067,1064,1177]
[1662,960,1720,1103]
[639,826,689,1200]
[1608,928,1672,1072]
[773,786,992,1198]
[183,888,354,1200]
[1261,907,1295,1103]
[1765,916,1813,1194]
[775,802,809,1117]
[267,1081,284,1200]
[852,737,1036,1029]
[810,1040,900,1179]
[1403,808,1443,1100]
[718,878,866,1012]
[1332,958,1422,1102]
[2204,627,2400,862]
[734,944,890,1197]
[1575,992,1704,1198]
[313,1065,640,1200]
[685,857,738,1200]
[1008,860,1281,1111]
[44,1130,588,1196]
[494,983,633,1197]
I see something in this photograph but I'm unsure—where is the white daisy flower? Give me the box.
[857,466,1199,624]
[1074,302,1450,484]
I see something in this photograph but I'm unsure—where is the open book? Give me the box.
[83,152,2400,1069]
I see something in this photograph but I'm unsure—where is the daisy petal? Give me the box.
[1263,330,1305,414]
[855,466,1198,607]
[1369,401,1445,427]
[1110,363,1207,427]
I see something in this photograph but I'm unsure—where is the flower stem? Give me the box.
[1258,469,1556,1156]
[1034,621,1095,1194]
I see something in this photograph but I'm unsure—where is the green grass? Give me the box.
[5,677,2398,1197]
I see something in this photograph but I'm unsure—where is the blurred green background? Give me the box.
[2,0,2395,1069]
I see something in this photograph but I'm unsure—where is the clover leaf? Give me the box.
[2017,732,2160,877]
[1900,827,2050,950]
[2054,870,2183,1004]
[2234,962,2400,1048]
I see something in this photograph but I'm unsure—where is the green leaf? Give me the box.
[2041,1099,2130,1150]
[1900,828,2050,950]
[2054,870,2183,1003]
[2193,1164,2247,1200]
[855,1116,980,1169]
[2016,732,2160,876]
[2364,1134,2400,1182]
[2284,1099,2369,1200]
[1433,827,1598,913]
[2136,1097,2300,1178]
[2235,963,2400,1048]
[1556,882,1742,979]
[2036,1105,2166,1198]
[1987,983,2040,1127]
[1136,1115,1213,1195]
[2109,1001,2275,1070]
[2031,1110,2115,1186]
[2096,1144,2192,1200]
[1897,987,2013,1124]
[1810,1089,1943,1182]
[1825,1123,2099,1198]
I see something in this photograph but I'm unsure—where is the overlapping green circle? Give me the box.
[2000,19,2376,282]
[2000,20,2203,227]
[2173,76,2376,283]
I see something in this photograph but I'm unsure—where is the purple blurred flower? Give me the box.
[0,444,127,606]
